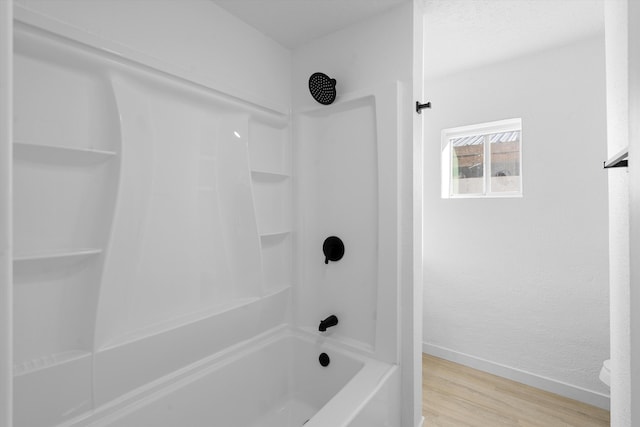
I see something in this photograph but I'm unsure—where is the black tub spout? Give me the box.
[319,315,338,332]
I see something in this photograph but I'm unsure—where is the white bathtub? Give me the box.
[79,328,398,427]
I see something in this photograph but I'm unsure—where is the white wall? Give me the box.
[604,0,631,423]
[15,0,292,114]
[291,6,412,110]
[607,0,640,424]
[423,36,610,407]
[292,4,420,426]
[0,2,13,426]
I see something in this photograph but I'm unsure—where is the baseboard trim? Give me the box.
[422,342,610,410]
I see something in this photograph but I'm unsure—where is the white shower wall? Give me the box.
[9,1,420,426]
[12,1,294,425]
[291,3,419,425]
[14,0,291,114]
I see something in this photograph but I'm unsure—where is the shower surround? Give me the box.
[4,1,422,426]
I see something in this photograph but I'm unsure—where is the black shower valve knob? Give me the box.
[322,236,344,264]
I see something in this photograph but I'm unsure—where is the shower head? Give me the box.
[309,72,337,105]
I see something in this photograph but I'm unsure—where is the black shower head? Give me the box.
[309,72,337,105]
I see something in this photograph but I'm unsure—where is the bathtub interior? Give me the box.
[11,4,404,427]
[91,333,365,427]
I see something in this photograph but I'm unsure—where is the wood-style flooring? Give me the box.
[422,354,610,427]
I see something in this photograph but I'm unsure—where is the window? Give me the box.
[441,118,522,198]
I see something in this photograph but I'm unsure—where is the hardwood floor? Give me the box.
[422,354,610,427]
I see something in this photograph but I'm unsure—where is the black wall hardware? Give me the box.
[604,147,629,169]
[319,353,330,367]
[323,236,344,264]
[309,72,337,105]
[319,314,339,332]
[416,101,431,114]
[605,159,628,168]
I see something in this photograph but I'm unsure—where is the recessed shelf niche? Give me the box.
[13,350,91,377]
[248,119,290,175]
[250,170,290,180]
[12,35,121,427]
[260,232,292,293]
[252,176,292,235]
[14,141,117,164]
[248,118,293,296]
[13,248,102,281]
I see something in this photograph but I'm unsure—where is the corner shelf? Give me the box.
[13,350,91,377]
[13,249,103,277]
[251,170,290,181]
[259,231,292,295]
[99,296,259,350]
[248,119,290,175]
[14,141,117,164]
[14,248,103,263]
[263,284,291,298]
[260,230,291,239]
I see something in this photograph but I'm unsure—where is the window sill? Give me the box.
[444,193,523,199]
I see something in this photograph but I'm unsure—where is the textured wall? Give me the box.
[423,36,610,404]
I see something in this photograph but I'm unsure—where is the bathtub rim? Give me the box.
[58,325,395,427]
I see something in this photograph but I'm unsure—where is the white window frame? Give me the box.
[441,118,522,199]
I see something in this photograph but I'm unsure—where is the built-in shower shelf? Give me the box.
[251,170,290,181]
[13,248,102,276]
[13,350,91,376]
[260,230,291,239]
[14,248,103,263]
[14,141,117,164]
[263,284,291,298]
[99,297,260,350]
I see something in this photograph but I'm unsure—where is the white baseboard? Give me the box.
[422,342,610,410]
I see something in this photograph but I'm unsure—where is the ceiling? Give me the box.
[213,0,408,49]
[212,0,604,76]
[424,0,605,79]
